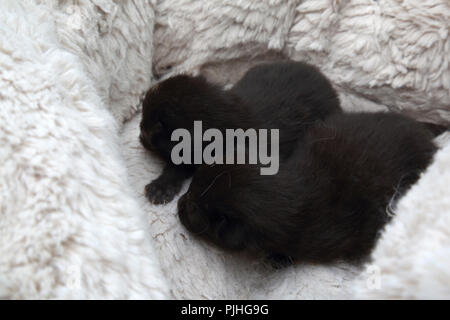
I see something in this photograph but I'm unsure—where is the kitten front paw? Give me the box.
[144,180,180,205]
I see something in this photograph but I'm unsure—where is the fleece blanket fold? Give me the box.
[0,0,449,299]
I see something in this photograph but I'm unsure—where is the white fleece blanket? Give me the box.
[0,0,449,299]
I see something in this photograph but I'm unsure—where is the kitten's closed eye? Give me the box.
[215,215,246,251]
[140,121,166,152]
[150,121,165,136]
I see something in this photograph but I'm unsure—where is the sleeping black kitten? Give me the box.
[177,112,438,264]
[139,61,341,204]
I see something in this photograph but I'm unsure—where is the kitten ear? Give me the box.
[218,218,246,250]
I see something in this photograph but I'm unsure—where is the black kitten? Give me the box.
[177,112,438,263]
[139,75,248,204]
[139,61,341,204]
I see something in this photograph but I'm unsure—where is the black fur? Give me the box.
[140,61,341,204]
[178,112,437,263]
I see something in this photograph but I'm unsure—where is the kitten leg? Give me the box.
[145,164,194,205]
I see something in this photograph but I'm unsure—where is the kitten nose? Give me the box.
[139,131,155,151]
[178,194,187,213]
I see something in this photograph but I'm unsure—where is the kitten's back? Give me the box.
[293,112,437,261]
[231,61,342,158]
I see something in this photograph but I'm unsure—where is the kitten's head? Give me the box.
[177,163,300,254]
[139,75,221,160]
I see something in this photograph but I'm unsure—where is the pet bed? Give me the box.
[0,0,449,299]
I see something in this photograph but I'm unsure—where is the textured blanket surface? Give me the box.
[0,0,168,299]
[0,0,449,299]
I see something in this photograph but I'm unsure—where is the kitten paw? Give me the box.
[144,180,180,205]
